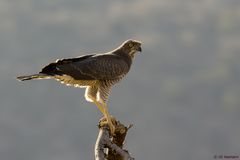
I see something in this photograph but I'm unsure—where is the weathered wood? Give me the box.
[95,125,107,160]
[95,118,134,160]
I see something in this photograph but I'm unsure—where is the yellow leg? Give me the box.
[92,99,115,134]
[92,99,105,114]
[102,103,115,134]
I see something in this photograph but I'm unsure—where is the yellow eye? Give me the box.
[129,43,133,47]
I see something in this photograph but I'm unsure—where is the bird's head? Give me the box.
[121,39,142,58]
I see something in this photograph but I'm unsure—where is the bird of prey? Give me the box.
[17,39,142,134]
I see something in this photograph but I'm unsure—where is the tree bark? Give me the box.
[95,118,134,160]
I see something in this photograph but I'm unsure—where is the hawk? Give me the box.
[17,39,142,134]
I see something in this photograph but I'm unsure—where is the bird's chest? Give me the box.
[101,74,126,86]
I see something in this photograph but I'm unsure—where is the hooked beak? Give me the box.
[137,46,142,52]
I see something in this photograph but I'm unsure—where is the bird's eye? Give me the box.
[128,43,133,47]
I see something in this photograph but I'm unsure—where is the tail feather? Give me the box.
[16,73,50,81]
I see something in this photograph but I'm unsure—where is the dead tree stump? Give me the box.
[95,118,134,160]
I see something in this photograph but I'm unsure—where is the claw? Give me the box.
[108,120,116,135]
[99,116,116,135]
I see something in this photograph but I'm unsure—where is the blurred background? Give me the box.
[1,0,240,159]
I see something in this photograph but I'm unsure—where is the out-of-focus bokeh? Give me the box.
[1,0,240,159]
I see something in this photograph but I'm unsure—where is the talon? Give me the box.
[109,123,115,135]
[107,117,116,135]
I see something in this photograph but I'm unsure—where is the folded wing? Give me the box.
[40,54,130,80]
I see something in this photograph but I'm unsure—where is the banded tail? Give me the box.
[17,73,50,81]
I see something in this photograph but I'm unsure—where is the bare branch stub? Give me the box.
[95,125,108,160]
[95,117,134,160]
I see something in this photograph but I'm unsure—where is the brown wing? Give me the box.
[40,54,130,80]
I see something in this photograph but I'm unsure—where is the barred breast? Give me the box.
[98,74,126,102]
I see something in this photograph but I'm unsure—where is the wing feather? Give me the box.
[42,54,130,80]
